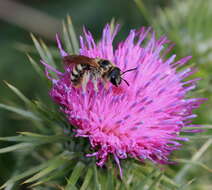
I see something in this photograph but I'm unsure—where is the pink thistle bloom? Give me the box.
[41,24,205,177]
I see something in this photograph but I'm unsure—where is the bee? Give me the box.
[63,55,137,92]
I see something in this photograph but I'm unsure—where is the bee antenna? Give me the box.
[121,67,137,75]
[121,77,130,86]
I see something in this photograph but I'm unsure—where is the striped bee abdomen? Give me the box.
[70,64,89,85]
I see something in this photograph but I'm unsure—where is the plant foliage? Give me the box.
[0,7,211,189]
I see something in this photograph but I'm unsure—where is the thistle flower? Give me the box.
[41,24,204,177]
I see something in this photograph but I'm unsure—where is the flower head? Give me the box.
[42,24,204,177]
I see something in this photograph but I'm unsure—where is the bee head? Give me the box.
[108,67,122,87]
[108,67,138,87]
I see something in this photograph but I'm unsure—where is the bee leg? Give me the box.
[92,78,98,92]
[91,72,99,92]
[102,78,110,90]
[82,72,90,93]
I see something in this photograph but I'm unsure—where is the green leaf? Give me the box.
[30,163,72,187]
[0,132,70,145]
[93,165,101,190]
[106,167,114,190]
[0,103,40,121]
[134,0,152,24]
[23,158,67,184]
[0,135,35,142]
[62,20,73,54]
[1,152,76,189]
[147,172,163,190]
[1,152,71,189]
[27,54,45,79]
[67,15,79,54]
[174,139,212,183]
[0,143,34,154]
[30,33,48,62]
[19,132,70,143]
[30,33,57,78]
[181,135,212,139]
[80,168,93,190]
[4,81,32,106]
[177,178,196,190]
[39,39,57,68]
[15,42,59,57]
[65,162,85,190]
[161,175,179,189]
[14,42,37,54]
[19,131,46,138]
[109,18,116,34]
[135,168,158,189]
[174,159,212,173]
[0,163,45,189]
[182,125,212,130]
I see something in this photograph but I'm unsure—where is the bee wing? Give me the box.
[63,55,100,68]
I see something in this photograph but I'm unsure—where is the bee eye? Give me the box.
[100,60,110,67]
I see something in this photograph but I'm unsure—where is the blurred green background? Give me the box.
[0,0,211,189]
